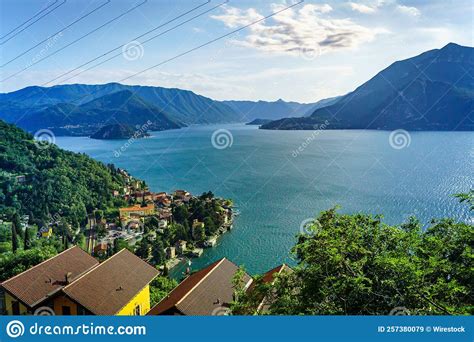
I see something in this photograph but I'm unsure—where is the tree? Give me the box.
[204,217,217,236]
[192,223,206,244]
[113,238,132,254]
[455,190,474,211]
[172,205,189,225]
[11,222,19,253]
[94,210,104,222]
[74,232,86,250]
[10,212,22,253]
[149,276,178,306]
[175,223,189,241]
[235,207,473,315]
[151,240,165,265]
[135,238,150,259]
[0,246,57,281]
[23,227,32,250]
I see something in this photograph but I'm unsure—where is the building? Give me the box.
[165,247,176,259]
[173,190,191,202]
[0,247,158,315]
[251,264,292,314]
[204,236,218,248]
[119,203,155,220]
[15,175,26,183]
[148,258,252,315]
[175,240,187,255]
[39,226,53,238]
[93,242,108,257]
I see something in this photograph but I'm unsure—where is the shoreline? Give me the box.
[163,211,236,276]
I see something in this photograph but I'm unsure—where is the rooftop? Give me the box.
[63,249,158,315]
[1,246,98,308]
[148,258,251,315]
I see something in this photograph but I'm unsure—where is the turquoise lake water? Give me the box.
[55,124,473,276]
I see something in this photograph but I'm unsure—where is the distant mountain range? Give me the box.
[222,99,324,121]
[0,83,239,135]
[262,43,474,131]
[2,43,471,135]
[0,82,327,135]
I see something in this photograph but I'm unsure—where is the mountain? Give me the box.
[0,83,240,132]
[262,43,474,131]
[302,96,342,116]
[222,99,319,121]
[246,118,272,125]
[90,123,150,140]
[11,90,182,135]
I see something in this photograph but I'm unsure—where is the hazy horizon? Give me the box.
[1,0,473,102]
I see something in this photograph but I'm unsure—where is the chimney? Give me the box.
[65,272,73,284]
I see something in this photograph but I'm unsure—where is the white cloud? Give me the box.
[211,4,385,57]
[348,2,377,14]
[210,7,264,28]
[396,4,421,17]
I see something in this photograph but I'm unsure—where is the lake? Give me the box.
[55,124,473,275]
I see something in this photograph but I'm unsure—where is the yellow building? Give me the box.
[39,226,53,238]
[1,246,158,315]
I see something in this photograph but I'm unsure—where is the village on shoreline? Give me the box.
[86,168,235,275]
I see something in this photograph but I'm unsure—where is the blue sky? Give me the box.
[0,0,472,102]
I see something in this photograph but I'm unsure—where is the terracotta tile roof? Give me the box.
[63,249,158,315]
[119,204,154,212]
[1,246,98,308]
[261,264,290,284]
[253,264,292,313]
[148,258,251,316]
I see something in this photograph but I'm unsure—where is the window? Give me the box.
[62,306,71,315]
[12,301,20,315]
[134,305,141,316]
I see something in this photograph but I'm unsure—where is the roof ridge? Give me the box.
[1,246,90,285]
[175,258,226,306]
[63,248,128,290]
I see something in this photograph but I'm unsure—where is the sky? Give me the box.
[0,0,472,102]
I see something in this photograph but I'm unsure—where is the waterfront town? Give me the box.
[1,166,278,316]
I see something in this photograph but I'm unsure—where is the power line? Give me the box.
[40,0,212,86]
[120,1,304,84]
[14,0,304,110]
[0,0,60,40]
[51,1,227,87]
[11,1,211,104]
[0,0,67,45]
[57,0,303,106]
[0,0,111,68]
[1,0,148,82]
